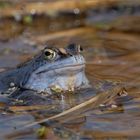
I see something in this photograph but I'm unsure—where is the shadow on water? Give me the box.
[0,0,140,139]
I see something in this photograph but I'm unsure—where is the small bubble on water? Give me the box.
[31,9,36,15]
[74,8,80,14]
[14,13,22,22]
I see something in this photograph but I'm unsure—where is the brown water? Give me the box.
[0,1,140,139]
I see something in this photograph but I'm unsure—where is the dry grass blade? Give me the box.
[9,105,52,112]
[1,0,139,18]
[30,27,95,43]
[21,86,122,129]
[0,0,133,17]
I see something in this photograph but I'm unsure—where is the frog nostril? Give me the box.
[66,43,83,55]
[77,45,83,52]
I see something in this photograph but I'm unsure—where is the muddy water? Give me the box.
[0,1,140,140]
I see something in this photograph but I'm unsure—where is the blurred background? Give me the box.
[0,0,140,139]
[0,0,139,68]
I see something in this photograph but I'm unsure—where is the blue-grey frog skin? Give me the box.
[0,44,90,105]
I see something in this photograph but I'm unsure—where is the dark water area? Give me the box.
[0,0,140,139]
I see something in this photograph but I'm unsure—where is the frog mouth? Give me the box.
[36,63,85,75]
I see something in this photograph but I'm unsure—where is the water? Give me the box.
[0,1,140,139]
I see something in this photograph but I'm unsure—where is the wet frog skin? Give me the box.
[0,44,89,103]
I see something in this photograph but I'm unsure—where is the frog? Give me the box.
[0,44,90,105]
[0,43,128,107]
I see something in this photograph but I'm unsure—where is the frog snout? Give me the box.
[66,44,83,56]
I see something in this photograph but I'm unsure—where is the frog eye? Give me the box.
[44,49,56,60]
